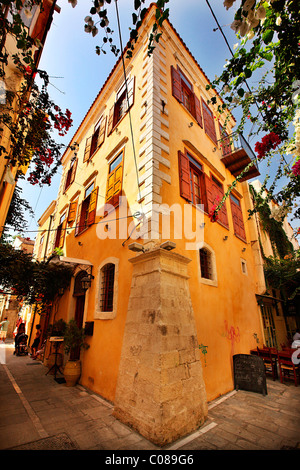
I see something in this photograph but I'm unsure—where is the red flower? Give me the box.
[291,160,300,177]
[255,132,281,159]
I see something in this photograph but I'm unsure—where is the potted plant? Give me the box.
[63,319,90,386]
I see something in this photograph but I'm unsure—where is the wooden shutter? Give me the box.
[74,203,82,236]
[171,65,182,103]
[107,105,115,135]
[211,177,229,228]
[178,151,191,201]
[126,76,135,109]
[202,99,217,144]
[106,161,123,207]
[83,136,92,162]
[87,186,98,226]
[230,196,246,241]
[204,174,214,214]
[67,200,78,225]
[194,95,203,127]
[70,159,77,185]
[97,116,106,148]
[58,219,67,248]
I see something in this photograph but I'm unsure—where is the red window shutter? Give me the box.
[204,173,214,214]
[107,105,115,135]
[230,196,246,241]
[194,94,203,128]
[178,151,191,201]
[211,177,229,228]
[83,137,92,162]
[171,65,182,103]
[74,203,82,236]
[202,99,217,144]
[87,186,98,226]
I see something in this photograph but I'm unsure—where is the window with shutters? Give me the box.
[178,150,207,211]
[230,194,246,242]
[178,149,229,229]
[64,158,77,192]
[75,182,99,236]
[83,115,106,163]
[105,150,124,207]
[107,76,135,136]
[54,212,67,249]
[202,99,217,144]
[171,65,202,127]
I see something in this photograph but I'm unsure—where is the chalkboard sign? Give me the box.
[233,354,267,396]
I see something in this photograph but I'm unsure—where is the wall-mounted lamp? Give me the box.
[128,242,145,253]
[188,122,193,128]
[160,241,176,251]
[223,236,228,241]
[81,274,94,291]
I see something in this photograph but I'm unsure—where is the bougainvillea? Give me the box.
[254,132,282,160]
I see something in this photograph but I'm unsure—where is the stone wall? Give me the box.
[113,247,207,446]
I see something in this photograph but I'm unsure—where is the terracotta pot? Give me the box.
[63,360,81,387]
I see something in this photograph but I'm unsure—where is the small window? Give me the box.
[105,151,124,207]
[75,184,99,236]
[171,65,202,127]
[83,116,106,163]
[199,248,213,280]
[64,158,77,192]
[54,213,67,249]
[241,259,247,275]
[107,77,135,135]
[100,264,115,312]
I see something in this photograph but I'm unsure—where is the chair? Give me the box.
[257,347,277,380]
[277,351,300,387]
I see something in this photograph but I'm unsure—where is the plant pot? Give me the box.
[63,360,81,387]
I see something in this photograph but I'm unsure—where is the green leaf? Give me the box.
[262,30,274,44]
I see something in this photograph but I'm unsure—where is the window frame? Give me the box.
[54,212,67,250]
[95,258,119,320]
[105,150,124,208]
[201,98,217,145]
[107,76,135,136]
[197,242,218,287]
[171,65,202,127]
[230,194,247,242]
[64,157,77,192]
[83,115,107,163]
[75,182,99,236]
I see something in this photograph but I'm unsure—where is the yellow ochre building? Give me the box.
[32,5,285,445]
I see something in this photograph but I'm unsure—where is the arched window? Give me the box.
[100,263,115,312]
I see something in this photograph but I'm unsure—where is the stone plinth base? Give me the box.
[113,248,207,446]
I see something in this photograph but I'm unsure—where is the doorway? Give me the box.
[261,303,277,348]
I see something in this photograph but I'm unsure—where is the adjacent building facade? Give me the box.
[31,5,283,444]
[0,0,60,236]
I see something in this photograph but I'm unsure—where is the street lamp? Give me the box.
[81,274,94,291]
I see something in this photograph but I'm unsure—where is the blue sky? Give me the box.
[15,0,296,237]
